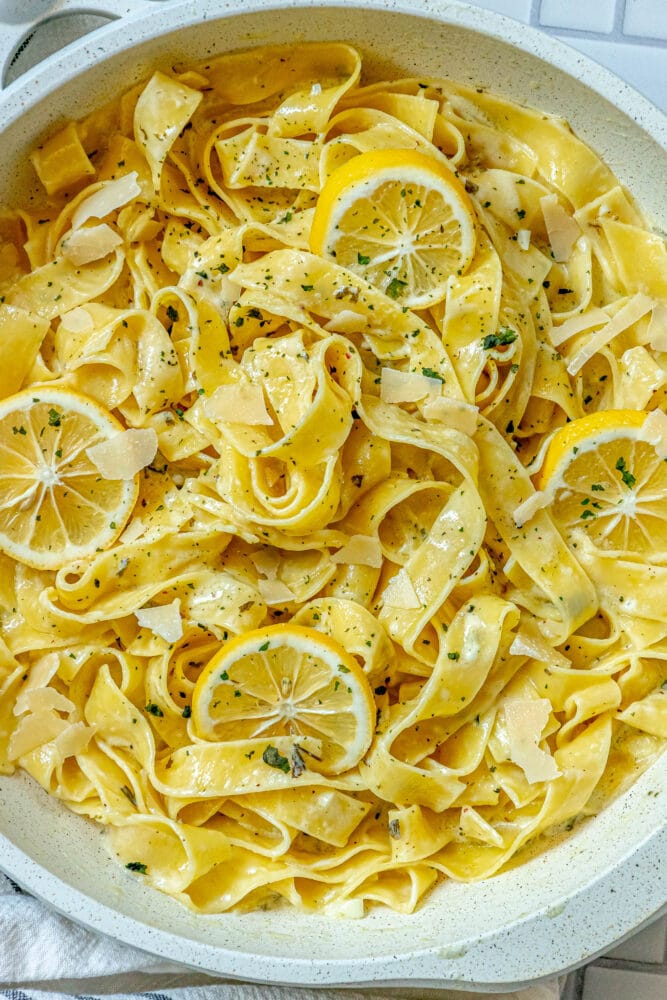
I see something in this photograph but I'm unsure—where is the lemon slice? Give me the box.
[310,148,476,309]
[537,409,667,555]
[0,387,139,569]
[191,624,375,774]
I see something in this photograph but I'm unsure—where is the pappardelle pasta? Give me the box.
[0,42,665,916]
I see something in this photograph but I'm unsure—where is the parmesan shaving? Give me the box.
[540,193,580,262]
[567,293,654,375]
[257,578,296,605]
[59,306,94,333]
[517,228,531,251]
[62,224,123,266]
[251,549,280,579]
[324,309,367,334]
[135,598,183,644]
[8,711,69,760]
[513,489,551,527]
[383,569,421,609]
[54,722,94,759]
[504,699,561,784]
[331,534,383,568]
[71,171,141,229]
[647,302,667,352]
[642,409,667,460]
[205,383,273,425]
[380,367,442,404]
[86,427,158,480]
[550,306,608,347]
[422,396,478,435]
[460,805,504,847]
[13,687,75,717]
[509,626,571,668]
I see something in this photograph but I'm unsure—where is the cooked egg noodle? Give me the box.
[0,42,665,915]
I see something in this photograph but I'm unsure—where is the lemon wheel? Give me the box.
[310,148,476,309]
[191,624,376,774]
[0,387,139,569]
[537,409,667,555]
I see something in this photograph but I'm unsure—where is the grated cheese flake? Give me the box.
[381,367,442,404]
[257,578,296,605]
[54,721,94,759]
[509,625,571,668]
[504,698,561,784]
[61,224,123,266]
[251,548,280,580]
[647,302,667,352]
[513,489,551,527]
[205,383,273,425]
[324,309,367,334]
[135,598,183,644]
[331,534,383,568]
[642,408,667,460]
[550,307,608,348]
[86,427,158,480]
[566,293,653,375]
[71,171,141,229]
[422,396,478,435]
[540,193,580,262]
[59,306,95,333]
[383,569,421,609]
[517,228,531,251]
[14,687,75,717]
[459,805,504,847]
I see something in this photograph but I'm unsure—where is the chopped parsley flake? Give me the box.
[125,861,147,873]
[615,456,636,488]
[482,329,517,350]
[262,744,290,773]
[386,277,407,299]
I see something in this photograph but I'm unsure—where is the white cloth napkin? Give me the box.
[0,873,562,999]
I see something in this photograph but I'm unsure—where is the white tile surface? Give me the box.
[606,915,667,963]
[540,0,616,34]
[582,965,667,1000]
[624,0,667,41]
[548,35,667,113]
[460,0,533,21]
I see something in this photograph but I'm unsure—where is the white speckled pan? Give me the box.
[0,1,665,991]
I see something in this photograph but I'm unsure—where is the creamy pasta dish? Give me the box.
[0,42,665,916]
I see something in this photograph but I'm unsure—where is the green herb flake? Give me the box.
[386,277,407,300]
[262,744,290,773]
[48,408,62,427]
[421,367,444,382]
[482,329,517,350]
[357,252,371,265]
[144,702,164,717]
[120,784,136,806]
[615,456,636,489]
[125,861,147,873]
